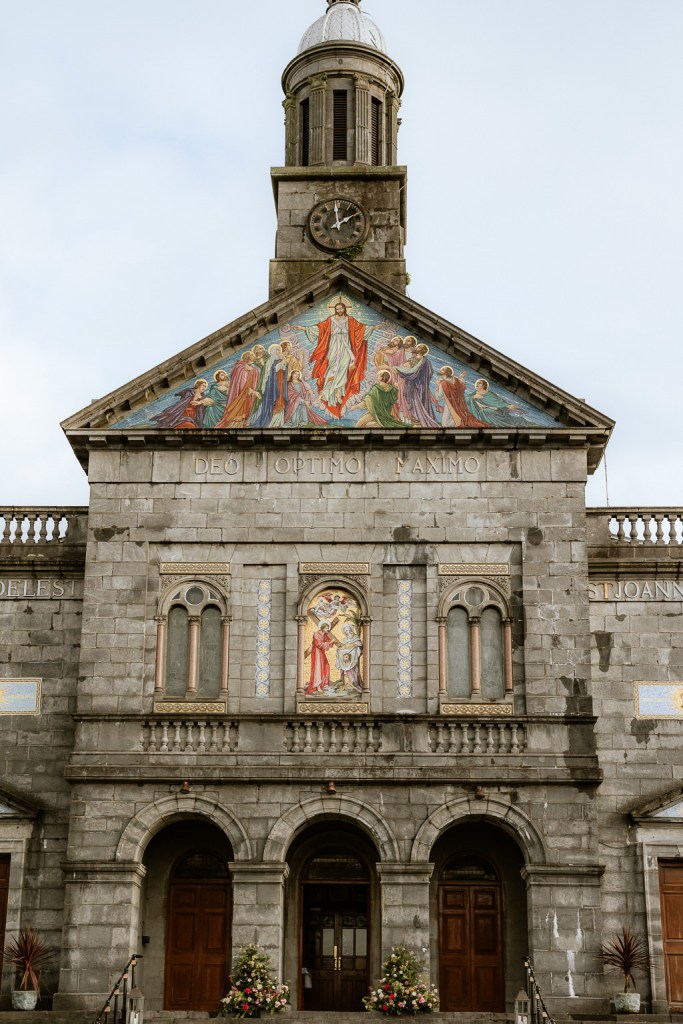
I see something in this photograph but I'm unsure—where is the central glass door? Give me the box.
[302,880,369,1011]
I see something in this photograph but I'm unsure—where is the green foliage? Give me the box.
[3,927,54,992]
[363,944,439,1016]
[221,944,289,1018]
[331,242,365,261]
[598,927,649,992]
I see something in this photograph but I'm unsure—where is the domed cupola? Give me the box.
[281,0,404,168]
[298,0,387,55]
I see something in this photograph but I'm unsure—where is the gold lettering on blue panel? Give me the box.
[635,682,683,719]
[0,679,41,715]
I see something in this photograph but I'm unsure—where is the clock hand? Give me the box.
[339,213,356,226]
[333,201,342,230]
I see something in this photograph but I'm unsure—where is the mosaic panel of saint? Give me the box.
[303,589,365,698]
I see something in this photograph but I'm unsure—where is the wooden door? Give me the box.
[165,880,231,1011]
[439,883,504,1012]
[0,856,9,976]
[302,883,369,1011]
[661,861,683,1010]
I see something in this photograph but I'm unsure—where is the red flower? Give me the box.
[242,1004,250,1012]
[245,988,252,994]
[382,1005,389,1012]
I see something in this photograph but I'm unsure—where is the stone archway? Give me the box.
[411,795,547,866]
[116,794,252,864]
[263,795,400,863]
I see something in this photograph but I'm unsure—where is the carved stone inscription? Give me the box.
[590,580,683,602]
[190,451,483,481]
[0,579,76,600]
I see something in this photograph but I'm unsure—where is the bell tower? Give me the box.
[269,0,407,297]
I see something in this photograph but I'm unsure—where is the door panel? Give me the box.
[439,883,505,1012]
[165,880,231,1011]
[661,861,683,1009]
[302,884,369,1012]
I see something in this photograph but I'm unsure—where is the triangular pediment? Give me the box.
[630,788,683,824]
[0,784,41,820]
[63,263,613,468]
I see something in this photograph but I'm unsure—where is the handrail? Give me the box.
[95,954,142,1024]
[523,955,557,1024]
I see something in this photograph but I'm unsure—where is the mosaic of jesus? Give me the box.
[112,293,561,430]
[303,589,365,699]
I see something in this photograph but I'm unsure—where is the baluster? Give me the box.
[675,515,683,545]
[304,722,313,753]
[185,722,194,752]
[112,988,119,1023]
[614,514,626,543]
[486,724,495,753]
[435,723,445,754]
[341,722,350,753]
[172,721,182,752]
[197,721,206,753]
[230,721,239,752]
[376,723,383,752]
[24,513,37,543]
[353,722,362,752]
[471,723,481,754]
[290,723,301,753]
[654,513,665,544]
[146,722,156,753]
[510,723,520,754]
[121,967,129,1024]
[446,723,457,754]
[366,723,374,752]
[316,722,326,753]
[329,721,338,753]
[159,721,169,753]
[209,721,219,753]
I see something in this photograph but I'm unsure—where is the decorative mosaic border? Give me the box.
[160,563,231,575]
[634,682,683,720]
[438,564,510,576]
[441,703,514,717]
[256,580,272,698]
[397,580,413,698]
[299,563,370,575]
[153,702,227,715]
[0,679,41,716]
[297,702,369,715]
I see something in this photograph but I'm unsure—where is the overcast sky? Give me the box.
[1,1,682,509]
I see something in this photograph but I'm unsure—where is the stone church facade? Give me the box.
[1,0,682,1017]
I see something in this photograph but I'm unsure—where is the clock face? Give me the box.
[308,198,368,252]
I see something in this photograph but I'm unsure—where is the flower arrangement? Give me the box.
[363,945,438,1016]
[221,944,289,1018]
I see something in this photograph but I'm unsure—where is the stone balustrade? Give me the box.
[141,718,239,753]
[285,718,382,754]
[429,719,527,755]
[588,507,683,546]
[136,715,531,757]
[0,507,88,545]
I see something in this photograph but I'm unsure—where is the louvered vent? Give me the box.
[371,98,382,166]
[301,98,310,166]
[333,90,348,160]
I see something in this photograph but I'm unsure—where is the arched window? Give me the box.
[438,580,513,706]
[296,579,370,703]
[155,581,230,702]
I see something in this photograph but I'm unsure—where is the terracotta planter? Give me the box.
[614,991,641,1013]
[11,989,39,1010]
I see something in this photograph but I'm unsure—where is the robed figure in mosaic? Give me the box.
[294,300,388,418]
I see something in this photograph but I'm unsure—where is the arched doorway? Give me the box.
[164,851,232,1011]
[283,823,379,1012]
[438,854,504,1011]
[431,822,527,1013]
[140,820,233,1012]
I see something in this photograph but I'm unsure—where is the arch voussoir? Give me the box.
[116,794,252,864]
[263,795,399,863]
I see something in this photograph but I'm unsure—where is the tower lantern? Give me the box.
[271,0,408,297]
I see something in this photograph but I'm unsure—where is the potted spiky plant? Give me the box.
[3,926,54,1010]
[598,927,649,1013]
